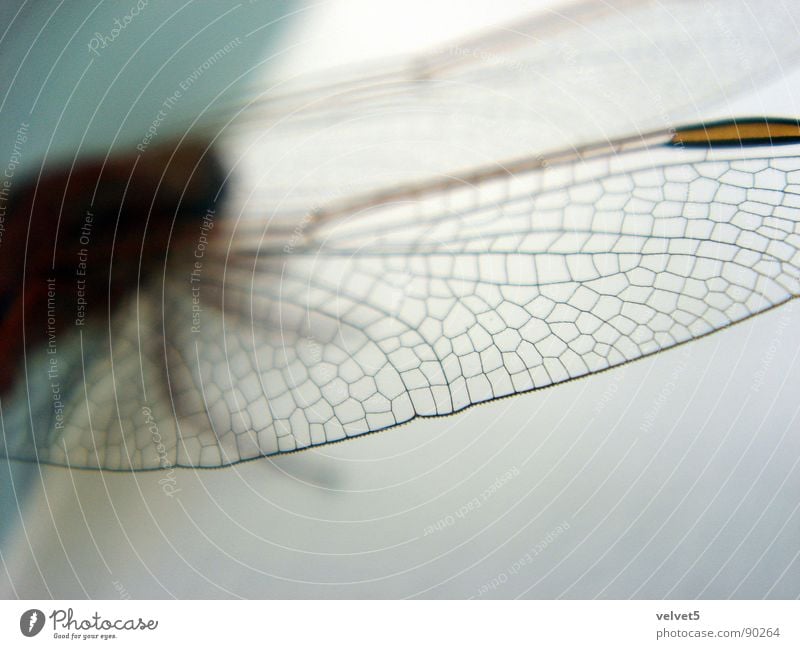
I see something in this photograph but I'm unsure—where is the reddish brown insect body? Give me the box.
[0,142,224,395]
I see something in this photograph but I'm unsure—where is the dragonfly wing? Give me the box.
[6,0,800,470]
[224,0,800,222]
[168,135,799,467]
[19,128,796,469]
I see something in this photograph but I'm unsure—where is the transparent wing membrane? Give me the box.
[5,0,800,470]
[6,121,799,469]
[220,0,800,223]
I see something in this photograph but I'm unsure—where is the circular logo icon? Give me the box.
[20,609,45,637]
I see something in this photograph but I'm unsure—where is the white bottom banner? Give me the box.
[0,600,796,647]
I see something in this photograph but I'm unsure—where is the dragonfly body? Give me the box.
[0,143,225,396]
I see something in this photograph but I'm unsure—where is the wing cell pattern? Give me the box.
[3,3,800,471]
[11,139,797,469]
[194,145,799,466]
